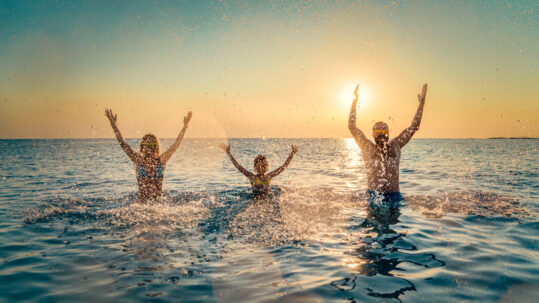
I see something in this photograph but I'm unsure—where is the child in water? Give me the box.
[219,143,299,197]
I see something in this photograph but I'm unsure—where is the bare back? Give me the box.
[361,141,401,193]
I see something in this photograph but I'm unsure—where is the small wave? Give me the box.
[24,198,98,224]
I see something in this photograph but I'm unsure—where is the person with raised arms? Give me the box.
[219,143,298,198]
[348,84,428,206]
[105,109,192,201]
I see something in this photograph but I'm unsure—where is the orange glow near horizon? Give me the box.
[0,1,537,139]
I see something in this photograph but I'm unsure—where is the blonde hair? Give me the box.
[139,134,161,158]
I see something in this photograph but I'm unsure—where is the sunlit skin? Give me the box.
[219,143,298,197]
[105,109,192,201]
[348,84,427,193]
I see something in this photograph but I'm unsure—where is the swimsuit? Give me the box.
[253,177,270,186]
[252,176,271,196]
[137,161,164,179]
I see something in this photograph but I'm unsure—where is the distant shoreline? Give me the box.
[487,137,538,140]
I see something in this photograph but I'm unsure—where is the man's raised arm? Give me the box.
[392,83,428,148]
[348,85,371,148]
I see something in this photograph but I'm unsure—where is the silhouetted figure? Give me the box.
[348,84,427,206]
[105,109,192,201]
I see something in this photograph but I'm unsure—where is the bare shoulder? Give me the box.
[361,140,376,152]
[133,154,143,165]
[388,141,402,154]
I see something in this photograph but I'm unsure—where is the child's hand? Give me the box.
[219,143,230,152]
[184,111,193,125]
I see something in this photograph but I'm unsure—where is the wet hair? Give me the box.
[254,155,268,172]
[139,134,161,158]
[373,121,388,131]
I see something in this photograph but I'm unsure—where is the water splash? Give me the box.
[405,191,530,218]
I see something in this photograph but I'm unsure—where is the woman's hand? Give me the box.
[184,111,193,126]
[105,109,118,126]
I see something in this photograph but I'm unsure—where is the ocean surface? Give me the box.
[0,138,537,302]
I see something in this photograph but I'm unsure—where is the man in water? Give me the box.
[348,84,427,206]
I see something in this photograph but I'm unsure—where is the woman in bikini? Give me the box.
[219,143,298,198]
[105,109,192,201]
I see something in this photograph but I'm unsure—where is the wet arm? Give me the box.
[267,147,298,179]
[161,112,192,163]
[392,84,427,148]
[105,109,139,163]
[348,96,370,148]
[225,150,254,178]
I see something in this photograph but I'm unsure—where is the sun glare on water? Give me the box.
[338,84,370,109]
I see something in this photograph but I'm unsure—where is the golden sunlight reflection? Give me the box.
[341,257,367,271]
[343,138,366,188]
[338,84,370,110]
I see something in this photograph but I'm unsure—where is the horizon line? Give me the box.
[0,137,537,140]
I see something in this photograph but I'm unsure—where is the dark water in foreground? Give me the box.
[0,138,537,302]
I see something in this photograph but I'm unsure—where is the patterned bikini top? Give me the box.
[136,161,164,179]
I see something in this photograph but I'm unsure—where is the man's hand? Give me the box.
[353,84,359,101]
[219,143,230,153]
[418,84,427,103]
[184,111,193,125]
[105,109,118,125]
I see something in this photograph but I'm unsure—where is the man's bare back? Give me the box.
[361,141,401,192]
[348,84,428,194]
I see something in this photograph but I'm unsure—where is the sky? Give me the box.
[0,0,537,139]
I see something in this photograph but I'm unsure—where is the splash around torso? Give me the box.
[362,142,401,193]
[135,156,165,201]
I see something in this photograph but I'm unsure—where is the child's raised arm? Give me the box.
[219,143,254,178]
[267,145,298,179]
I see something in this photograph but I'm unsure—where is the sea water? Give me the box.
[0,138,537,302]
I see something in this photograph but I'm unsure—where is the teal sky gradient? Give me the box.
[0,0,537,138]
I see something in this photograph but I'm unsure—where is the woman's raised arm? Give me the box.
[105,109,139,163]
[160,111,192,164]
